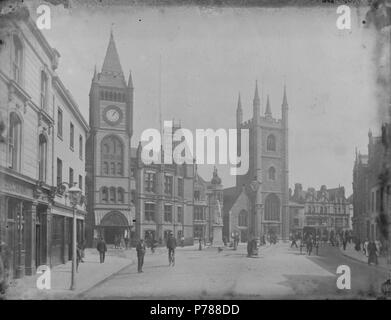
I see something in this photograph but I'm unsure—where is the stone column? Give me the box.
[42,205,52,267]
[16,201,25,279]
[24,201,37,276]
[0,195,6,246]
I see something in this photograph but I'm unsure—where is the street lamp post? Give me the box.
[68,183,82,291]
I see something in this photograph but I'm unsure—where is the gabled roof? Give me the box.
[223,186,243,214]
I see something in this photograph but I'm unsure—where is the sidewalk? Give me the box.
[339,243,391,271]
[4,248,134,300]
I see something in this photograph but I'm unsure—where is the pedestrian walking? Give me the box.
[198,238,202,251]
[136,239,146,273]
[290,235,298,248]
[97,237,107,263]
[167,232,177,266]
[342,237,348,251]
[368,241,378,266]
[306,235,313,256]
[124,235,129,249]
[120,236,125,249]
[76,243,83,272]
[181,236,185,247]
[314,236,319,255]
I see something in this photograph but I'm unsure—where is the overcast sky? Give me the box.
[31,3,380,195]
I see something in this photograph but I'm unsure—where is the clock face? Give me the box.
[103,105,123,126]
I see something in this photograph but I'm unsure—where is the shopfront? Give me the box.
[0,172,51,278]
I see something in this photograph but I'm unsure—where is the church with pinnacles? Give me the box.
[223,82,290,242]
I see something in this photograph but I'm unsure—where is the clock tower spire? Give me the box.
[85,30,134,247]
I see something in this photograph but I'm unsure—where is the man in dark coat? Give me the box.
[167,233,177,266]
[136,239,146,273]
[368,241,378,265]
[306,234,313,256]
[97,237,107,263]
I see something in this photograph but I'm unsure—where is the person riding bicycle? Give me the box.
[167,233,177,266]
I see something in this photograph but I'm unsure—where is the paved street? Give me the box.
[80,242,390,299]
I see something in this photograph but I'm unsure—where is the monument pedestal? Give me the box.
[212,224,224,247]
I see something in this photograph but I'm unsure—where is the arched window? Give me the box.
[38,134,47,182]
[118,188,124,203]
[268,167,276,180]
[101,187,108,202]
[267,134,276,151]
[109,187,116,202]
[101,136,123,176]
[238,210,248,227]
[265,193,280,221]
[13,35,23,84]
[8,112,22,171]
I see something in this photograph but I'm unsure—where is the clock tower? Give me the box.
[85,31,134,246]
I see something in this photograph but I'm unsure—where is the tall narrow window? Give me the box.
[118,188,124,203]
[178,178,184,198]
[117,162,122,175]
[56,158,62,186]
[8,112,22,171]
[13,35,23,84]
[57,108,63,138]
[164,175,173,195]
[103,162,109,175]
[238,210,248,227]
[78,175,83,191]
[69,167,74,186]
[145,203,155,221]
[101,187,108,202]
[144,172,156,193]
[110,187,116,202]
[70,122,74,150]
[266,134,276,151]
[264,193,280,221]
[177,207,183,224]
[40,71,48,110]
[38,134,47,182]
[164,205,173,223]
[79,135,83,159]
[268,167,276,180]
[101,136,123,176]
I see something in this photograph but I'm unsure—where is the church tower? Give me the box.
[86,31,134,245]
[231,80,289,240]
